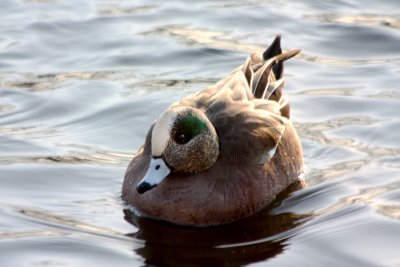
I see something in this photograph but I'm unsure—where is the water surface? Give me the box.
[1,0,400,266]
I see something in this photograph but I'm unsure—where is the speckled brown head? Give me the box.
[136,106,219,194]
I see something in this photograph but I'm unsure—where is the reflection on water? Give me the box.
[126,181,310,267]
[131,213,300,267]
[1,0,400,266]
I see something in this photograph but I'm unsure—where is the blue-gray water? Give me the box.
[1,0,400,266]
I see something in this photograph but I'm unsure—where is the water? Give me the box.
[1,0,400,266]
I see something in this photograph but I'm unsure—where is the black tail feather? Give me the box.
[263,35,283,80]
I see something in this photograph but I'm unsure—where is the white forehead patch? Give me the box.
[151,108,179,157]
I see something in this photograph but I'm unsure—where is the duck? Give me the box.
[122,35,304,226]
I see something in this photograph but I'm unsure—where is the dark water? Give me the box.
[1,0,400,266]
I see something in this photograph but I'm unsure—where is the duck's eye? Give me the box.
[174,132,191,145]
[172,114,206,145]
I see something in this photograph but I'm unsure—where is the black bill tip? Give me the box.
[136,181,156,194]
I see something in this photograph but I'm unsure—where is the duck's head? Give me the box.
[136,106,219,194]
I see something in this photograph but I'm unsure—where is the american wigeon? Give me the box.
[122,35,304,226]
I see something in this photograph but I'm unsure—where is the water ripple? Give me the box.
[304,14,400,30]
